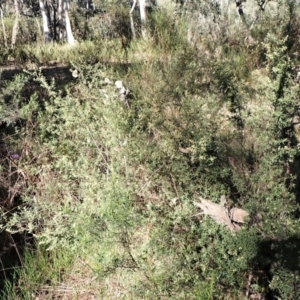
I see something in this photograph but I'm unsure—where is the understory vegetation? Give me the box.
[1,0,300,299]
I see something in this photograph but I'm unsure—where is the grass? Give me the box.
[1,245,75,300]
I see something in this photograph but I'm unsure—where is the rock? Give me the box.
[104,77,112,84]
[72,69,79,78]
[115,80,130,105]
[115,80,123,89]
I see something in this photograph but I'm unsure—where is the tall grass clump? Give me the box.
[1,245,75,300]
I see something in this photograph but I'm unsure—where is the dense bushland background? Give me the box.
[1,0,300,299]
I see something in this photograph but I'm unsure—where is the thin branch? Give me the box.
[130,0,137,14]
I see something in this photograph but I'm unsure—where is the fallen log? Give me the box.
[194,195,249,232]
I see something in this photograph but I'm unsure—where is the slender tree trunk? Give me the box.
[84,0,93,38]
[11,0,19,48]
[139,0,147,39]
[46,1,53,40]
[39,0,51,43]
[86,0,89,16]
[0,8,7,48]
[58,0,65,42]
[130,0,137,40]
[64,0,75,45]
[53,4,57,41]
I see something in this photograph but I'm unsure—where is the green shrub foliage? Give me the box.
[1,1,300,299]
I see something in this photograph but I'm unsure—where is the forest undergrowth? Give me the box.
[1,1,300,299]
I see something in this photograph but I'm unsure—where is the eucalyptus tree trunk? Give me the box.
[52,3,57,41]
[57,0,75,44]
[11,0,19,48]
[64,0,75,44]
[58,0,65,41]
[0,8,7,48]
[39,0,51,43]
[130,0,137,40]
[139,0,147,39]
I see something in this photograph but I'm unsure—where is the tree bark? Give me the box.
[58,0,65,42]
[64,0,75,45]
[39,0,51,43]
[0,8,7,48]
[130,0,137,40]
[139,0,147,39]
[11,0,19,48]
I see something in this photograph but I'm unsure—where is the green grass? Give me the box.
[1,245,75,300]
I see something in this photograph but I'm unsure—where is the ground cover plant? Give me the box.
[1,0,300,299]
